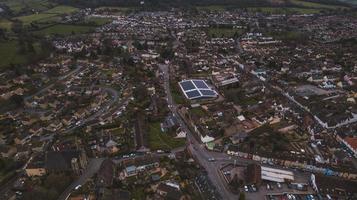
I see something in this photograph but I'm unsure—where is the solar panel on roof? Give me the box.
[193,80,209,89]
[180,81,195,91]
[200,89,216,96]
[186,90,201,99]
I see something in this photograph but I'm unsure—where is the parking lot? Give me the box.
[244,181,315,200]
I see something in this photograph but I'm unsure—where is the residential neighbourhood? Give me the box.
[0,0,356,200]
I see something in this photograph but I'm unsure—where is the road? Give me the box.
[24,65,84,102]
[57,158,105,200]
[159,63,239,200]
[63,86,124,133]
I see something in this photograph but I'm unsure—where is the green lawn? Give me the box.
[248,7,322,14]
[148,122,185,151]
[0,40,42,69]
[1,0,53,14]
[12,5,78,25]
[190,107,207,117]
[44,5,78,14]
[196,5,227,11]
[96,6,136,12]
[34,24,94,36]
[15,13,58,25]
[0,19,12,30]
[290,0,347,9]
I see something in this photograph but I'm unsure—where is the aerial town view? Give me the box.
[0,0,356,199]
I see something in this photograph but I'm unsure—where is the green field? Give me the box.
[34,24,94,36]
[196,5,227,11]
[13,5,78,25]
[0,0,53,14]
[148,122,185,151]
[248,7,322,14]
[0,40,42,69]
[44,5,78,14]
[85,17,112,26]
[0,19,12,30]
[290,0,347,9]
[15,13,58,25]
[96,6,136,12]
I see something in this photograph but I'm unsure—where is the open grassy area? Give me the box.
[12,5,78,25]
[96,6,136,12]
[85,17,112,26]
[248,7,322,14]
[34,24,94,36]
[1,0,54,14]
[148,122,185,151]
[205,27,244,38]
[195,5,227,11]
[15,13,58,25]
[190,107,207,118]
[290,0,347,9]
[0,18,12,30]
[44,5,78,14]
[0,40,42,69]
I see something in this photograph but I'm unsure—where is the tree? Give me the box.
[10,94,24,107]
[11,20,23,34]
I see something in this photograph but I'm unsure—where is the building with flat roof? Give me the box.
[261,166,294,183]
[179,79,218,100]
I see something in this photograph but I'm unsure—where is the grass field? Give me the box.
[0,19,12,30]
[34,24,94,36]
[0,40,42,69]
[13,5,78,25]
[85,17,112,26]
[44,5,78,14]
[196,5,227,11]
[148,122,185,151]
[290,0,347,9]
[1,0,53,14]
[96,6,136,12]
[248,7,321,14]
[15,13,58,25]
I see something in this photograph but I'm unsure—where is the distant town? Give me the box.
[0,0,356,200]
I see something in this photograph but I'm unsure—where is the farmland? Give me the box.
[34,24,94,36]
[13,5,78,25]
[289,0,347,9]
[248,7,322,14]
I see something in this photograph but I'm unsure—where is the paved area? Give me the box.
[57,158,104,200]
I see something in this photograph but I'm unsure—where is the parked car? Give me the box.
[244,185,249,192]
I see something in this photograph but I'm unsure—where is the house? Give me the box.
[15,145,30,160]
[230,132,248,144]
[0,145,17,158]
[227,145,240,157]
[122,155,160,178]
[25,154,46,177]
[156,182,186,200]
[200,133,215,143]
[342,136,357,158]
[105,139,119,154]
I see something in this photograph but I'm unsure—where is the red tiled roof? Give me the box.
[344,137,357,150]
